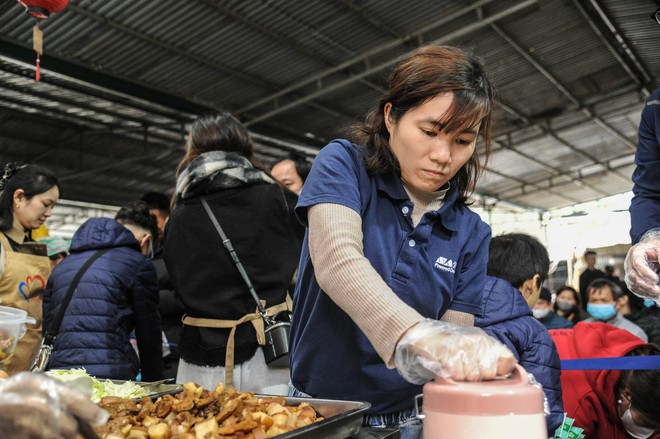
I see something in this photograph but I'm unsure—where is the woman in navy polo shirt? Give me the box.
[289,45,515,438]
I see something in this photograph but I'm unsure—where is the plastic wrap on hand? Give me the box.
[527,372,550,418]
[624,227,660,304]
[0,372,109,438]
[394,319,516,384]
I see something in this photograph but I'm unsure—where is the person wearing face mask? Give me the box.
[584,278,648,342]
[0,162,60,375]
[618,286,660,345]
[550,323,660,439]
[42,201,164,380]
[553,285,590,324]
[532,287,573,330]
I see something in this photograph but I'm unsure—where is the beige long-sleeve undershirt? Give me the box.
[308,182,474,368]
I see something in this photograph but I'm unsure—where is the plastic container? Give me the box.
[0,306,37,367]
[417,365,546,439]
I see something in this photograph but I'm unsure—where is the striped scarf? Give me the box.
[175,151,274,200]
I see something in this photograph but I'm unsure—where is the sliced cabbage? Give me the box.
[46,368,149,402]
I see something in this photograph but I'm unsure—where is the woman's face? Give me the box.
[384,93,479,192]
[13,186,59,231]
[557,290,576,305]
[619,392,660,431]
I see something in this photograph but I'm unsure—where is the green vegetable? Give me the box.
[46,368,149,403]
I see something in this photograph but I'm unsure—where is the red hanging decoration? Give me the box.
[17,0,69,19]
[16,0,69,81]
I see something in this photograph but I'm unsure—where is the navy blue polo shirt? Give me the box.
[290,139,491,415]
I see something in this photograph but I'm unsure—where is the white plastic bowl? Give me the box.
[0,305,37,366]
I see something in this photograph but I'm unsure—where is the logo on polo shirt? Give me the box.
[434,256,456,274]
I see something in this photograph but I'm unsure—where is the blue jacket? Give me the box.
[630,87,660,243]
[43,218,164,380]
[475,276,564,435]
[538,310,574,330]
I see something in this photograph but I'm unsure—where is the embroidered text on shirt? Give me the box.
[434,256,456,274]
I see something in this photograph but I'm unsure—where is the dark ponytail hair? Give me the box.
[0,163,60,232]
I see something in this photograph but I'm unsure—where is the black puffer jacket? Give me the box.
[164,179,304,367]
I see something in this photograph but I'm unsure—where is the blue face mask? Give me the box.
[587,303,617,321]
[643,298,657,309]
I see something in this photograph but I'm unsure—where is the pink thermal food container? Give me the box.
[418,365,546,438]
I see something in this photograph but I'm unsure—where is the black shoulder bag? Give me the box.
[30,248,110,372]
[200,197,292,367]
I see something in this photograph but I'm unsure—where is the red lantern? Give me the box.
[17,0,69,19]
[16,0,69,81]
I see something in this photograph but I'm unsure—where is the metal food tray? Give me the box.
[111,384,370,438]
[259,395,371,439]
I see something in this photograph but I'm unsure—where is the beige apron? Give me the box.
[182,296,292,387]
[0,233,50,374]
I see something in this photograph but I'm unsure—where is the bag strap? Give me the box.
[43,248,110,345]
[200,197,273,324]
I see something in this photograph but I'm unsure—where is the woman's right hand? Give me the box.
[0,372,109,438]
[394,319,516,383]
[624,228,660,302]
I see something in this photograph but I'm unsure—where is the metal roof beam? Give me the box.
[0,77,182,136]
[494,99,633,186]
[493,153,634,200]
[492,154,633,200]
[0,41,210,118]
[572,0,654,94]
[201,0,384,95]
[490,24,637,152]
[492,137,611,198]
[493,84,642,141]
[63,4,360,124]
[243,0,537,125]
[482,163,583,206]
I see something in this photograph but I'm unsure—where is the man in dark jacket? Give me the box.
[620,286,660,345]
[43,204,164,381]
[476,233,563,435]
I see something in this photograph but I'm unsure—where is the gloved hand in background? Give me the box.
[0,372,108,439]
[625,228,660,304]
[394,319,516,384]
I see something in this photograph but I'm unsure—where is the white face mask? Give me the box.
[532,307,550,320]
[620,403,656,439]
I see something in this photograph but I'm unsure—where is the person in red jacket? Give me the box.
[550,322,660,438]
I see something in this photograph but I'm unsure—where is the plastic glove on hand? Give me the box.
[624,228,660,303]
[0,372,108,439]
[395,319,516,384]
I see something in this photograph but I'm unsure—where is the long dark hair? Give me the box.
[0,163,60,232]
[175,112,257,178]
[352,45,495,202]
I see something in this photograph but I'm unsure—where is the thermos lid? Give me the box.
[422,365,544,415]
